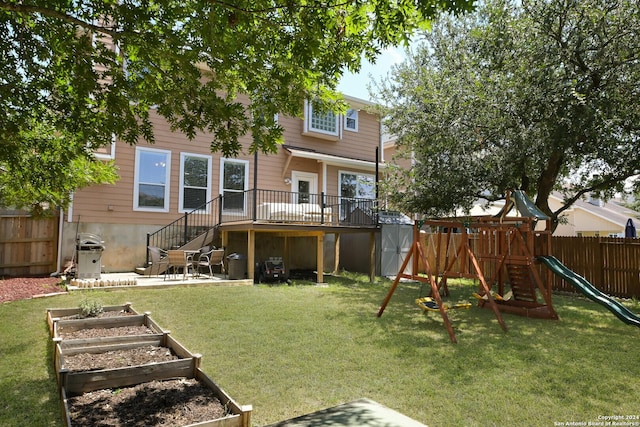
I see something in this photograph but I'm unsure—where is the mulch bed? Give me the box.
[0,276,66,303]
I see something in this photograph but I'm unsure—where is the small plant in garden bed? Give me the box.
[78,299,103,318]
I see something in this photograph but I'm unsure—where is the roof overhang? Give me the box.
[283,145,385,172]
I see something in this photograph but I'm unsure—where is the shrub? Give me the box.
[78,299,103,318]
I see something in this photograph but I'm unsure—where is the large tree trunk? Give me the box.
[535,148,565,232]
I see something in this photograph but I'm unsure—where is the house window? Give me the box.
[179,153,212,213]
[345,109,358,132]
[339,171,376,219]
[92,134,116,160]
[134,147,171,212]
[220,158,249,212]
[304,100,339,137]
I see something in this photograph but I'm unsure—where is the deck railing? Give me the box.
[220,189,379,226]
[146,190,379,265]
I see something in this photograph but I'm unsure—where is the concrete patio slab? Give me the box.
[65,272,253,292]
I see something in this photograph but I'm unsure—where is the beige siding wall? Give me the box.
[383,142,413,171]
[72,109,257,225]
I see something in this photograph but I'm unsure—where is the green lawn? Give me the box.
[2,273,640,426]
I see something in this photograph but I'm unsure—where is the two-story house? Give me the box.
[61,95,384,282]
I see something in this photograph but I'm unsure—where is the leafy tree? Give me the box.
[623,190,640,214]
[377,0,640,226]
[1,0,474,213]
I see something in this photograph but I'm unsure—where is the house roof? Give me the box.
[342,94,377,110]
[283,145,383,171]
[552,192,640,228]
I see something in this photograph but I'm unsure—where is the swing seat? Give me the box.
[472,290,512,302]
[416,297,440,311]
[416,297,472,312]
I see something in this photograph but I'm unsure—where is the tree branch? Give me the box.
[0,2,120,37]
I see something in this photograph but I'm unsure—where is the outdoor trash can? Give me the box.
[76,233,105,279]
[227,253,247,280]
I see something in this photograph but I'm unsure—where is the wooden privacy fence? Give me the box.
[0,213,59,277]
[552,237,640,299]
[417,233,640,299]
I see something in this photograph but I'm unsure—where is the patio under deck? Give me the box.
[219,219,380,283]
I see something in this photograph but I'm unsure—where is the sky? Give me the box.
[336,46,408,101]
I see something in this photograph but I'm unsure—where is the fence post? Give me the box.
[597,236,604,288]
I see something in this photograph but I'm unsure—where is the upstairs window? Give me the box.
[179,153,212,213]
[92,134,116,160]
[345,109,358,132]
[134,147,171,212]
[304,100,339,137]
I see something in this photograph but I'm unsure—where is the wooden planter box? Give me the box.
[60,368,252,427]
[46,303,138,337]
[53,313,166,340]
[54,334,198,392]
[52,313,168,368]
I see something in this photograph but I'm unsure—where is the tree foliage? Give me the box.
[378,0,640,224]
[0,0,474,212]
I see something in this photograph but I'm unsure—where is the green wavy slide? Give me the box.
[538,255,640,328]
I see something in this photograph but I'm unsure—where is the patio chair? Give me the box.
[196,248,226,277]
[164,250,194,281]
[147,246,168,277]
[192,246,211,263]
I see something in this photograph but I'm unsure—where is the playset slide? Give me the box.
[538,255,640,327]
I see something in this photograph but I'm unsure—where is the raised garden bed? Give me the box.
[52,313,168,368]
[61,369,252,427]
[55,334,200,394]
[46,303,139,336]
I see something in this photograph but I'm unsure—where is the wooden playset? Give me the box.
[377,190,558,343]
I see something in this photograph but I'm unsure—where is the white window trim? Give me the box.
[179,152,212,213]
[303,100,341,138]
[219,157,250,214]
[339,170,376,199]
[344,109,358,132]
[93,134,117,160]
[133,147,171,212]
